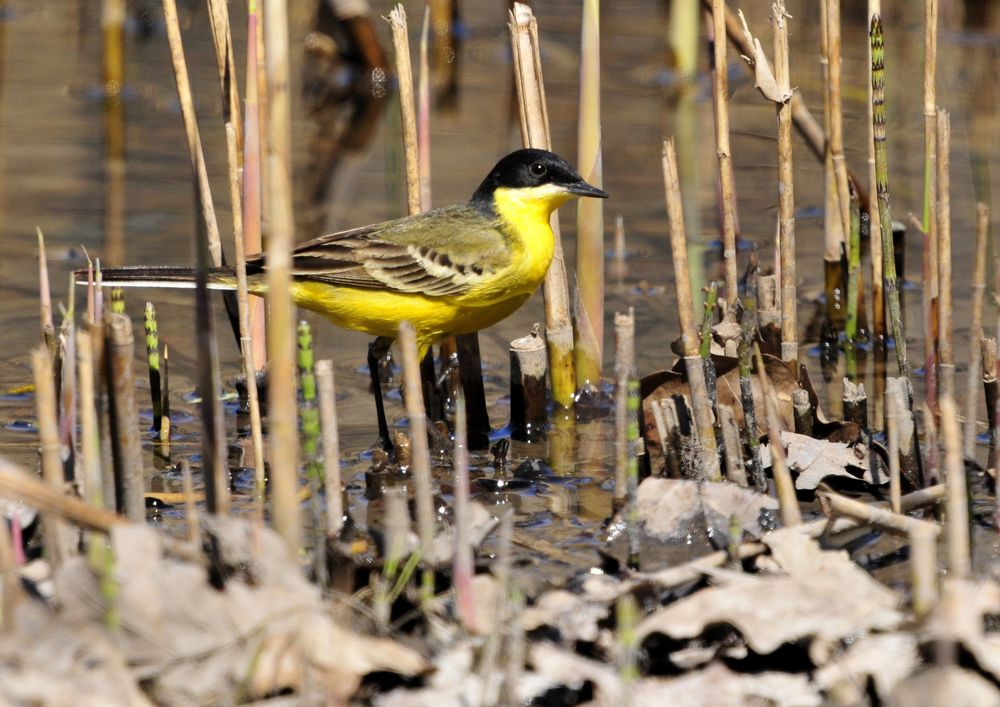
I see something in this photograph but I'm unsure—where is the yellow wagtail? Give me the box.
[92,148,608,443]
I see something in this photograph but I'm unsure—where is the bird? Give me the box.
[90,148,608,444]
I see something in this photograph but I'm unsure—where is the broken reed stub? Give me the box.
[509,331,547,442]
[757,275,780,328]
[649,397,683,478]
[105,311,146,523]
[843,378,868,429]
[792,388,813,437]
[886,376,921,489]
[719,406,748,487]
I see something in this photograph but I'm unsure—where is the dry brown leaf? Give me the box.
[761,431,881,489]
[636,529,902,654]
[737,8,793,103]
[814,633,919,703]
[636,478,779,541]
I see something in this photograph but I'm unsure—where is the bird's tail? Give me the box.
[75,265,240,291]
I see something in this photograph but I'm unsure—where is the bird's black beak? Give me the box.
[567,180,609,199]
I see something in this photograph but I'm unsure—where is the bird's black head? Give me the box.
[471,148,609,210]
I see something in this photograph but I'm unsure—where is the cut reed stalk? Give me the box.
[870,15,910,380]
[936,110,954,398]
[59,281,77,484]
[773,0,796,362]
[418,6,432,211]
[399,321,435,605]
[315,360,343,537]
[886,376,921,489]
[614,309,635,506]
[965,204,990,458]
[940,396,970,579]
[453,392,475,632]
[711,0,738,304]
[388,6,421,216]
[664,138,719,482]
[32,347,68,568]
[264,0,302,554]
[886,388,902,513]
[922,400,939,487]
[792,388,813,437]
[923,0,939,235]
[105,313,144,522]
[575,0,605,385]
[740,298,765,491]
[509,329,547,443]
[843,378,867,429]
[826,0,852,268]
[77,331,103,509]
[846,197,862,344]
[37,228,55,354]
[509,3,575,410]
[161,0,222,265]
[910,522,938,617]
[205,0,243,154]
[719,406,748,487]
[920,220,938,415]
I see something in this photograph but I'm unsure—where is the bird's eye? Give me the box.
[530,162,547,177]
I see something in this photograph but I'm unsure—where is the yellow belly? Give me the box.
[289,281,532,354]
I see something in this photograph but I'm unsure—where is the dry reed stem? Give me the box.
[867,0,884,343]
[36,228,54,352]
[181,460,201,547]
[575,0,605,384]
[720,406,748,486]
[228,120,266,519]
[206,0,243,153]
[161,0,222,265]
[32,347,68,568]
[614,309,635,503]
[940,396,970,579]
[106,313,145,522]
[773,1,796,362]
[509,3,575,409]
[418,6,432,211]
[399,322,435,603]
[453,393,475,632]
[923,0,939,235]
[77,331,102,509]
[886,388,902,513]
[388,6,421,216]
[712,0,738,305]
[965,204,990,458]
[818,490,940,538]
[0,458,124,533]
[826,0,852,260]
[264,0,302,553]
[0,500,21,631]
[315,360,343,537]
[909,522,938,617]
[936,110,953,398]
[662,139,698,356]
[243,4,266,366]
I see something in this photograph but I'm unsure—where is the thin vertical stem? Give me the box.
[77,331,103,509]
[868,0,884,345]
[264,0,302,554]
[965,204,990,458]
[316,360,343,537]
[936,109,953,398]
[32,347,67,568]
[712,0,738,304]
[613,309,635,506]
[388,6,421,217]
[773,1,796,362]
[940,396,970,579]
[453,392,475,632]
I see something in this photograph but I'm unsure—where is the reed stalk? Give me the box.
[626,377,641,568]
[940,396,970,579]
[453,392,475,632]
[669,0,699,80]
[923,0,938,235]
[244,1,266,367]
[792,388,812,437]
[193,180,229,517]
[910,522,938,617]
[399,321,435,605]
[922,400,939,487]
[315,360,343,537]
[886,388,902,513]
[105,313,144,522]
[59,279,77,484]
[664,138,720,481]
[845,197,861,345]
[826,0,852,268]
[870,15,910,380]
[887,376,922,489]
[574,0,604,386]
[613,309,635,506]
[819,0,842,316]
[964,204,990,458]
[868,0,884,345]
[773,0,796,361]
[264,0,302,554]
[160,344,171,450]
[32,347,68,568]
[36,228,55,354]
[719,406,748,486]
[920,220,938,415]
[740,298,765,491]
[418,6,432,212]
[818,489,938,537]
[205,0,243,155]
[711,0,738,304]
[0,497,20,631]
[699,283,719,410]
[0,458,124,533]
[509,3,575,410]
[936,110,954,398]
[77,331,103,509]
[388,6,421,217]
[161,0,222,265]
[510,329,547,443]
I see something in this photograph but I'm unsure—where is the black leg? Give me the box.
[367,336,394,451]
